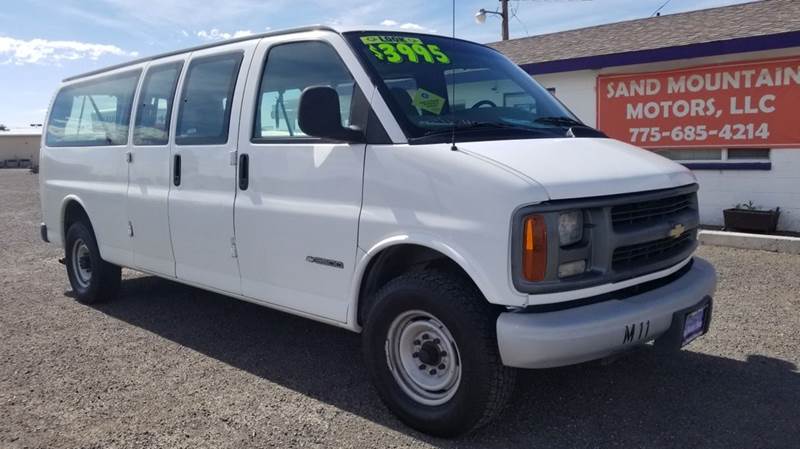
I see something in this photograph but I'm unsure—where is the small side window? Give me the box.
[253,41,356,141]
[176,53,243,146]
[134,62,183,145]
[46,70,141,147]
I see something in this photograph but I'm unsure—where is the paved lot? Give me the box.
[1,169,798,448]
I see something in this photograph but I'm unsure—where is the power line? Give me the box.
[510,1,530,36]
[651,0,673,17]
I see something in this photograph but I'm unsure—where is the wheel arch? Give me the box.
[60,195,93,246]
[351,236,493,330]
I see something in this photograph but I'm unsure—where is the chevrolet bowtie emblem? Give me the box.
[668,223,685,239]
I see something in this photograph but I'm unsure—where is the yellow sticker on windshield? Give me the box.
[412,88,446,115]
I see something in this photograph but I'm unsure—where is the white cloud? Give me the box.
[399,22,425,31]
[379,19,434,33]
[196,28,254,41]
[99,0,276,26]
[0,36,138,65]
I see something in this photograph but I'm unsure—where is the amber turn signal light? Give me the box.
[522,215,547,281]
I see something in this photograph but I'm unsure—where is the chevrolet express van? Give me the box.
[39,26,716,436]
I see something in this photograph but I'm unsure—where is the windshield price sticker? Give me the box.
[360,35,451,64]
[412,88,446,115]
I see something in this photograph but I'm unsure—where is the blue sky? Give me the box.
[1,0,755,127]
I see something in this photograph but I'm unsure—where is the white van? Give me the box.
[39,26,716,436]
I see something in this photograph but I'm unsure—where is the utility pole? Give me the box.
[500,0,509,40]
[475,0,510,40]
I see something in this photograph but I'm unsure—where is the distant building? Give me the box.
[491,0,800,231]
[0,127,42,168]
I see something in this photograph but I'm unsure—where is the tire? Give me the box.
[64,220,121,304]
[362,270,516,437]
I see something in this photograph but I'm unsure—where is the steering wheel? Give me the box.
[471,100,497,109]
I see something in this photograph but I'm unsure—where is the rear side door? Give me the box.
[128,57,185,276]
[234,33,371,322]
[168,43,254,293]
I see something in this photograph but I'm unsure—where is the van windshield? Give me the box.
[344,31,602,143]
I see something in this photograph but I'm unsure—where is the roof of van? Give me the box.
[62,25,461,83]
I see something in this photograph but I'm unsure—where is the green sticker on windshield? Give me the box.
[360,35,451,64]
[412,88,446,115]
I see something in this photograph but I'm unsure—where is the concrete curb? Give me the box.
[699,230,800,255]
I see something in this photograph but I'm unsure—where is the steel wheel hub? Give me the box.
[385,310,462,406]
[71,238,92,288]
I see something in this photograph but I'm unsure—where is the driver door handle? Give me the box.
[238,154,249,191]
[173,154,181,186]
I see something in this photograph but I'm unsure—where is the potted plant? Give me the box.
[723,201,780,233]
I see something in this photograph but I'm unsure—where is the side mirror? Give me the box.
[298,86,364,143]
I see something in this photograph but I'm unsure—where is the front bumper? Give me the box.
[496,257,717,369]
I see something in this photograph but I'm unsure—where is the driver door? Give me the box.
[234,34,371,323]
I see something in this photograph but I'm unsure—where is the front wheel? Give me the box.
[64,220,121,304]
[362,270,516,437]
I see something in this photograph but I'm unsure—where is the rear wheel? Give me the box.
[64,220,121,304]
[362,270,516,437]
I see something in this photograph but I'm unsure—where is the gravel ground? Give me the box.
[1,169,798,449]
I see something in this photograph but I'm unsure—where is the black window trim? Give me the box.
[45,68,142,148]
[133,60,185,147]
[175,51,245,147]
[250,39,362,145]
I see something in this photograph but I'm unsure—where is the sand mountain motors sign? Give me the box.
[597,57,800,148]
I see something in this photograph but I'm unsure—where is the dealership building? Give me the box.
[491,0,800,231]
[0,127,41,168]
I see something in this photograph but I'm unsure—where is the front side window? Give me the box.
[46,70,141,147]
[134,62,183,145]
[253,41,356,141]
[345,32,597,144]
[176,53,243,145]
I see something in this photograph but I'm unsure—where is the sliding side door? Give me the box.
[168,42,255,293]
[128,56,185,276]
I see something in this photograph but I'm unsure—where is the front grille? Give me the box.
[611,193,693,228]
[612,231,694,270]
[513,184,700,294]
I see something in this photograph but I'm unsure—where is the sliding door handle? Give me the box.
[173,154,181,186]
[238,153,249,190]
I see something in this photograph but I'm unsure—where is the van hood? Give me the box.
[457,138,696,200]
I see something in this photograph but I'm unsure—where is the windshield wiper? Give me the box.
[533,116,585,127]
[533,116,607,138]
[420,121,555,136]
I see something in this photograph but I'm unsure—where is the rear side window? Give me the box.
[134,62,183,146]
[46,70,141,147]
[176,53,243,145]
[253,41,355,141]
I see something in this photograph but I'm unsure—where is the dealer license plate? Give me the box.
[682,306,707,346]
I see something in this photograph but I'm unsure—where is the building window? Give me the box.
[726,148,770,160]
[653,148,769,162]
[653,149,722,161]
[652,148,771,170]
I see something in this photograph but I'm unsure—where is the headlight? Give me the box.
[558,210,583,246]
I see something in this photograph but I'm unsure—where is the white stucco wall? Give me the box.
[0,134,40,166]
[531,47,800,232]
